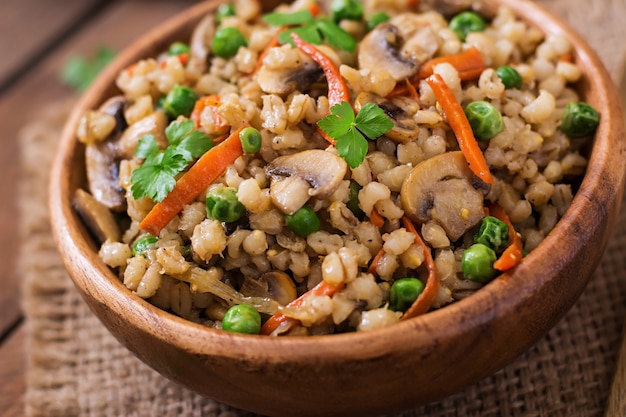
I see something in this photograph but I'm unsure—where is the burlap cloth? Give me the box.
[18,1,626,416]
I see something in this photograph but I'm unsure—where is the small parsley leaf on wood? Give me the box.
[130,120,213,202]
[317,101,394,168]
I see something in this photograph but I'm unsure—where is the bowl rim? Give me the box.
[49,0,626,364]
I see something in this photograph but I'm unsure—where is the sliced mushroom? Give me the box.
[186,14,215,77]
[401,151,489,241]
[358,18,438,81]
[354,92,419,143]
[85,135,126,211]
[73,188,121,244]
[257,46,324,95]
[266,150,348,214]
[85,110,167,212]
[239,271,297,306]
[99,95,128,133]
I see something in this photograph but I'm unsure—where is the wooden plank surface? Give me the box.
[0,327,25,417]
[0,2,197,416]
[0,0,105,90]
[0,0,197,336]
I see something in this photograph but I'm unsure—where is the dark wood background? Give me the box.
[0,2,197,416]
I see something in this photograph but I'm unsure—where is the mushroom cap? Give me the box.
[357,18,438,81]
[353,92,420,143]
[401,151,489,241]
[266,149,348,199]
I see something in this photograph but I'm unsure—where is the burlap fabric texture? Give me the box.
[19,0,626,416]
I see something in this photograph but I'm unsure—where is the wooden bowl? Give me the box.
[49,0,626,416]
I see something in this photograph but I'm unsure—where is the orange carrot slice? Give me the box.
[400,216,440,319]
[260,280,344,335]
[488,203,524,271]
[291,32,350,107]
[139,125,246,235]
[417,46,485,81]
[426,73,494,184]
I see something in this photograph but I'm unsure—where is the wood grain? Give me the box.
[0,2,198,416]
[0,326,25,417]
[0,0,104,90]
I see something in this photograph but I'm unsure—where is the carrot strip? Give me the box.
[250,29,284,75]
[139,125,247,236]
[387,47,485,99]
[291,32,350,107]
[316,124,336,145]
[190,95,226,131]
[400,216,440,320]
[260,280,344,335]
[369,207,385,227]
[417,46,485,81]
[368,247,386,276]
[488,203,524,271]
[426,73,494,184]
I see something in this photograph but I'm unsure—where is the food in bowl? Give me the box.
[73,0,599,336]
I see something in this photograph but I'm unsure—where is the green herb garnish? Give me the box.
[317,101,394,168]
[263,10,356,52]
[130,120,213,202]
[60,46,116,93]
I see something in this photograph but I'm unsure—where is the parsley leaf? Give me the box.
[130,120,213,202]
[317,101,394,168]
[60,46,116,93]
[263,10,315,26]
[335,128,369,169]
[263,10,356,52]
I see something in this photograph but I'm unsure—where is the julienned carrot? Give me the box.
[369,207,385,227]
[387,47,485,99]
[190,95,225,131]
[400,216,440,320]
[426,73,494,184]
[417,46,485,81]
[251,29,284,74]
[368,247,386,276]
[488,203,524,271]
[139,125,247,236]
[291,32,350,107]
[260,280,344,335]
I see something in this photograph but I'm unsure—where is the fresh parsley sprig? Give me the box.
[317,101,394,168]
[130,120,213,202]
[262,10,356,52]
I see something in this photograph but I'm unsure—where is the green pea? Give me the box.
[560,102,600,138]
[239,127,262,154]
[132,235,159,257]
[163,85,198,118]
[285,205,320,238]
[461,243,497,283]
[366,12,390,32]
[212,27,247,58]
[331,0,364,22]
[168,41,190,56]
[347,180,363,217]
[464,100,504,141]
[389,278,425,312]
[206,187,245,223]
[222,304,261,334]
[216,3,236,24]
[496,65,522,89]
[474,216,509,253]
[449,11,487,42]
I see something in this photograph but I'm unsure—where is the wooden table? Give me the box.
[1,2,624,417]
[0,2,197,416]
